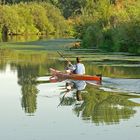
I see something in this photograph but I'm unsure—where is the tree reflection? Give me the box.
[60,83,140,125]
[17,64,39,115]
[86,64,140,78]
[0,48,63,115]
[0,49,12,71]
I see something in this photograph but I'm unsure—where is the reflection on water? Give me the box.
[86,64,140,79]
[79,86,140,125]
[58,80,87,106]
[17,64,39,114]
[59,82,140,125]
[0,48,140,125]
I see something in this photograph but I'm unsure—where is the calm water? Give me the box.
[0,49,140,140]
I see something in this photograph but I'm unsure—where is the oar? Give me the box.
[57,51,73,66]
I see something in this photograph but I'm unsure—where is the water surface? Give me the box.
[0,49,140,140]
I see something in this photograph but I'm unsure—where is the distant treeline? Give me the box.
[73,0,140,54]
[0,2,71,37]
[0,0,140,54]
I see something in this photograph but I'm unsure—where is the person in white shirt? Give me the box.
[66,57,85,75]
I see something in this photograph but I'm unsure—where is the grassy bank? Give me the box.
[0,38,78,51]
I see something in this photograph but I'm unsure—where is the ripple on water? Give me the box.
[101,77,140,94]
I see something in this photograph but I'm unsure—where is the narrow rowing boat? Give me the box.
[50,68,102,81]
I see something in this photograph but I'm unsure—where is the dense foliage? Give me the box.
[0,0,140,54]
[73,0,140,54]
[0,2,69,37]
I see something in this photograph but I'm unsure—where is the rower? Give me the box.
[66,57,85,75]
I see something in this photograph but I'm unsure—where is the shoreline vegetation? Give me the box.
[0,1,140,54]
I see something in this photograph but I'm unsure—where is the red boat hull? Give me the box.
[50,68,101,81]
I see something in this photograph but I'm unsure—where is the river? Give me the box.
[0,40,140,140]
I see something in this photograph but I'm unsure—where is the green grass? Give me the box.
[0,38,78,51]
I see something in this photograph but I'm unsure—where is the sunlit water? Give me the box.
[0,64,140,140]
